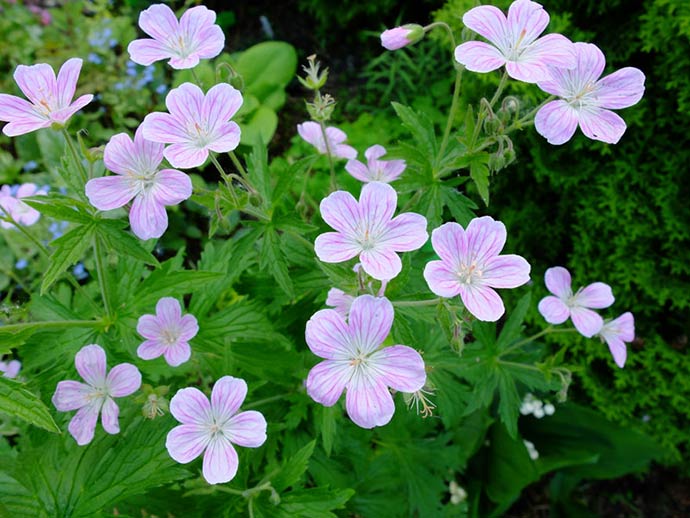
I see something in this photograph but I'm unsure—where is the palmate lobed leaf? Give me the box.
[0,377,60,433]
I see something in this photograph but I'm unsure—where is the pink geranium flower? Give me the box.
[297,121,357,160]
[535,42,646,145]
[380,24,424,51]
[325,288,355,318]
[85,126,192,240]
[166,376,267,484]
[537,266,614,337]
[345,145,406,183]
[0,184,47,229]
[306,295,426,429]
[0,358,20,379]
[314,182,428,281]
[128,4,224,69]
[52,344,141,445]
[142,82,243,169]
[597,312,634,368]
[423,217,531,322]
[136,297,199,367]
[454,0,575,83]
[0,58,93,136]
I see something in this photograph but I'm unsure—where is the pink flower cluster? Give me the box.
[538,266,634,368]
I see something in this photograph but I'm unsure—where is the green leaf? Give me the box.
[0,377,60,433]
[240,105,278,147]
[496,292,531,352]
[496,370,521,439]
[41,223,96,294]
[23,194,93,224]
[247,141,272,206]
[441,184,477,226]
[95,220,160,266]
[235,41,298,93]
[259,226,295,298]
[279,487,355,517]
[317,406,337,456]
[272,440,316,493]
[469,155,490,206]
[391,102,438,159]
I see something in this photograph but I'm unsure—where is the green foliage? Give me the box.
[0,377,60,433]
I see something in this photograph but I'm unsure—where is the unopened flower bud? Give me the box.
[501,96,520,114]
[380,24,424,51]
[299,54,329,91]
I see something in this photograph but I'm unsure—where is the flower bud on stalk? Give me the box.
[380,24,425,51]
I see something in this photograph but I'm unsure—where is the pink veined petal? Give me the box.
[595,67,645,109]
[604,336,627,368]
[0,94,41,121]
[324,126,347,145]
[314,232,361,263]
[207,122,241,153]
[431,222,465,267]
[454,41,506,73]
[305,309,353,359]
[168,54,201,70]
[2,360,20,379]
[85,176,137,211]
[370,345,426,393]
[50,94,93,124]
[179,5,217,40]
[606,312,635,342]
[155,297,183,327]
[297,121,322,148]
[506,59,549,84]
[424,261,462,298]
[458,284,505,322]
[203,437,239,484]
[462,5,510,51]
[360,247,402,281]
[572,42,606,89]
[226,410,268,448]
[348,295,394,355]
[100,397,120,434]
[534,100,579,145]
[570,306,604,337]
[128,39,173,66]
[163,342,191,367]
[465,216,507,266]
[203,83,243,128]
[506,0,549,46]
[482,254,531,289]
[345,159,371,182]
[544,266,572,298]
[166,83,204,123]
[306,360,352,406]
[106,363,141,397]
[16,183,40,198]
[179,314,200,342]
[164,142,209,169]
[194,25,225,60]
[578,108,627,144]
[75,344,107,387]
[68,402,101,446]
[211,376,247,422]
[52,380,92,411]
[138,3,179,41]
[537,67,569,97]
[55,58,83,108]
[325,288,355,318]
[359,181,398,231]
[537,295,570,325]
[319,190,360,235]
[103,132,138,175]
[333,144,358,160]
[137,339,166,360]
[133,124,165,169]
[575,282,614,309]
[379,212,428,252]
[519,34,576,70]
[365,144,387,162]
[379,159,406,182]
[170,387,211,425]
[345,372,396,429]
[130,192,169,240]
[166,424,211,463]
[13,63,57,107]
[3,117,50,137]
[137,314,162,340]
[142,112,189,144]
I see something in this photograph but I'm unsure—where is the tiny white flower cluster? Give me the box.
[449,480,467,505]
[520,392,555,419]
[523,439,539,460]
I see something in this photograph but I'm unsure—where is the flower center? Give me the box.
[162,328,180,346]
[358,228,377,251]
[457,262,482,285]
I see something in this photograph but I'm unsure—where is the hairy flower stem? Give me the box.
[500,326,578,356]
[210,154,239,205]
[489,71,509,109]
[61,129,88,184]
[504,95,556,133]
[93,235,112,320]
[190,67,204,89]
[392,298,442,307]
[1,320,103,332]
[437,68,463,167]
[318,120,337,191]
[228,151,258,196]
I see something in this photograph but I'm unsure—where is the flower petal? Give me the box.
[333,144,357,160]
[75,344,107,387]
[506,0,549,45]
[55,58,83,107]
[345,373,395,429]
[100,397,120,434]
[463,5,509,51]
[510,34,576,82]
[578,108,627,145]
[195,25,225,60]
[430,222,465,267]
[319,189,360,235]
[458,284,505,321]
[128,39,172,66]
[0,94,40,121]
[166,82,204,123]
[166,424,211,463]
[170,387,211,425]
[544,266,572,298]
[106,363,141,397]
[297,121,322,149]
[575,282,614,309]
[482,254,531,288]
[103,132,137,175]
[454,41,506,73]
[164,142,209,169]
[534,100,579,145]
[203,83,243,128]
[137,339,166,360]
[14,63,57,107]
[150,169,192,206]
[52,380,92,411]
[573,42,606,88]
[570,306,604,337]
[314,232,361,263]
[380,212,428,252]
[85,176,137,211]
[465,216,506,265]
[604,336,627,368]
[305,309,353,359]
[68,402,100,446]
[306,360,352,406]
[136,314,162,340]
[360,247,402,281]
[365,145,386,162]
[142,112,189,144]
[138,3,179,41]
[163,342,191,367]
[203,437,239,484]
[537,295,570,324]
[345,158,370,182]
[211,376,247,422]
[424,260,462,298]
[370,345,426,393]
[226,410,267,448]
[130,191,168,240]
[179,314,199,341]
[348,295,394,355]
[596,67,645,109]
[3,117,50,136]
[179,5,217,42]
[155,296,182,325]
[359,181,397,228]
[207,122,241,153]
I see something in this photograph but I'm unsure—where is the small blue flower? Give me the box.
[155,84,168,95]
[22,160,38,171]
[108,38,118,48]
[88,53,103,65]
[15,258,28,270]
[72,263,88,280]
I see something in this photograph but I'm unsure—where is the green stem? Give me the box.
[392,298,442,307]
[215,486,245,496]
[500,326,578,356]
[61,129,88,184]
[317,120,337,191]
[422,21,458,49]
[190,68,203,88]
[0,320,102,332]
[228,151,258,195]
[504,95,555,133]
[211,154,235,189]
[244,394,287,409]
[489,71,509,109]
[437,68,463,167]
[93,236,112,318]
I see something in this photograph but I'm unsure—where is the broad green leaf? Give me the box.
[240,105,278,147]
[272,440,316,493]
[23,194,93,224]
[470,156,490,206]
[318,406,337,456]
[391,102,438,159]
[496,370,520,439]
[41,223,96,294]
[0,377,60,433]
[95,219,160,266]
[235,41,298,93]
[496,292,532,352]
[259,226,295,298]
[278,487,355,517]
